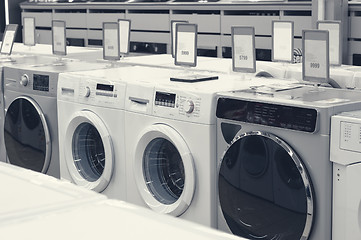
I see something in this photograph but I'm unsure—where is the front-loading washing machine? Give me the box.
[124,74,292,228]
[216,85,361,240]
[0,161,105,224]
[0,55,59,163]
[330,110,361,240]
[2,60,107,178]
[57,70,128,200]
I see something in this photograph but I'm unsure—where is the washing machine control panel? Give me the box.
[216,98,318,133]
[78,79,126,108]
[4,68,57,97]
[154,91,202,120]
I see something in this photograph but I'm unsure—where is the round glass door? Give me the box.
[134,124,195,216]
[218,131,314,240]
[72,123,105,182]
[4,97,51,173]
[65,111,114,192]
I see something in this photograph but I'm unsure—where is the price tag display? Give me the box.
[52,20,66,56]
[1,24,18,55]
[175,23,197,67]
[103,22,120,61]
[232,26,256,73]
[23,17,36,46]
[317,21,341,66]
[272,21,293,62]
[302,30,329,83]
[171,20,187,58]
[118,19,131,55]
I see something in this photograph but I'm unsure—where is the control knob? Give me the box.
[20,74,29,86]
[185,100,195,114]
[84,86,91,97]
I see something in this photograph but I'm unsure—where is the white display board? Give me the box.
[171,20,187,58]
[118,19,131,55]
[23,17,36,46]
[272,20,293,62]
[52,20,66,56]
[175,23,197,67]
[0,24,18,55]
[103,22,120,61]
[317,21,341,66]
[232,26,256,73]
[302,30,330,84]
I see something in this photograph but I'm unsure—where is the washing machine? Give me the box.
[330,110,361,240]
[57,70,128,200]
[124,74,292,228]
[0,161,105,224]
[2,60,107,178]
[0,55,59,163]
[216,85,361,240]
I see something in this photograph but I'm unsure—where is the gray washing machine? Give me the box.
[3,60,106,178]
[216,85,361,240]
[0,55,56,163]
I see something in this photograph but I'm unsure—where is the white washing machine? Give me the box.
[57,70,127,200]
[216,85,361,239]
[124,74,291,228]
[0,161,105,224]
[330,110,361,240]
[0,199,246,240]
[2,60,107,178]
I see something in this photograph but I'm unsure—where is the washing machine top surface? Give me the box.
[220,84,361,108]
[0,162,105,222]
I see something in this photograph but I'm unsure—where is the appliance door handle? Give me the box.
[129,97,149,105]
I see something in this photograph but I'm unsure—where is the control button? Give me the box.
[185,100,195,114]
[84,86,91,97]
[20,74,29,86]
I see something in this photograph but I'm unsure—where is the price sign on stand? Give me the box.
[103,22,120,61]
[23,17,36,46]
[302,30,329,84]
[272,20,294,62]
[232,26,256,73]
[52,20,66,56]
[171,20,188,58]
[317,21,341,66]
[0,24,18,55]
[175,23,197,67]
[118,19,131,56]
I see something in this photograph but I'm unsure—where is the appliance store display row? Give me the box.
[1,23,361,240]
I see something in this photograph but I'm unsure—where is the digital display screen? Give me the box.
[155,91,176,108]
[96,83,114,92]
[216,98,317,133]
[33,74,49,92]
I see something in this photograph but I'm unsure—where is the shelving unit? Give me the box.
[20,1,312,59]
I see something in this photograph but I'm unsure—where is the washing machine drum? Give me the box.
[134,124,195,217]
[4,97,50,173]
[64,111,114,192]
[218,132,314,240]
